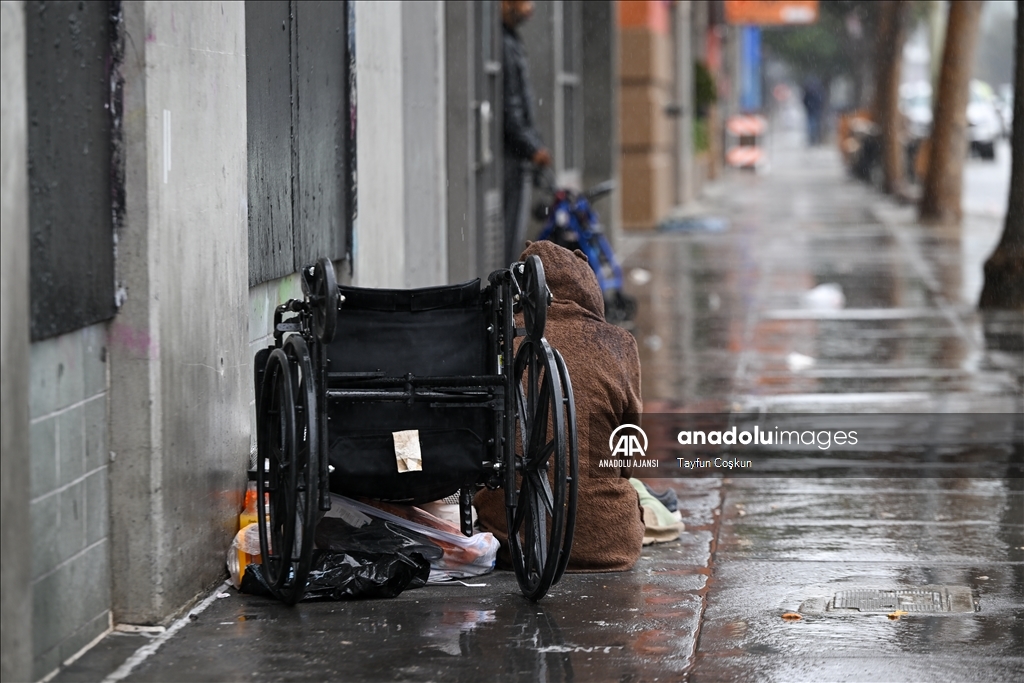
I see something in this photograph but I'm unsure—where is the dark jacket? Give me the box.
[503,25,544,161]
[475,241,645,572]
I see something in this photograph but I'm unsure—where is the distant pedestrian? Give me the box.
[802,77,826,146]
[502,0,552,266]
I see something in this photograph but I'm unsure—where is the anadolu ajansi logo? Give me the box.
[609,424,648,459]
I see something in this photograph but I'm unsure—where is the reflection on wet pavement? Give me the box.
[623,145,1021,413]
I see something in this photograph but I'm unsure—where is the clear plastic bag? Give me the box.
[329,494,498,583]
[226,523,263,588]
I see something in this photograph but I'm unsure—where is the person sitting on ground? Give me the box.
[475,240,645,571]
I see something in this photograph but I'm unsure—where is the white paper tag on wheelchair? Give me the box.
[393,429,423,473]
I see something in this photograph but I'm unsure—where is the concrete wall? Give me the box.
[1,3,33,680]
[4,2,460,675]
[355,0,447,289]
[401,1,447,287]
[353,1,405,288]
[28,325,111,679]
[108,0,250,625]
[582,0,621,237]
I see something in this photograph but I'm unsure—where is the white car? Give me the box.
[967,80,1001,161]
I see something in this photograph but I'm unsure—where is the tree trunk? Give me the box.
[919,1,984,224]
[873,0,909,195]
[871,1,894,120]
[979,0,1024,310]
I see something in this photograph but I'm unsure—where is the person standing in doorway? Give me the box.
[502,0,552,266]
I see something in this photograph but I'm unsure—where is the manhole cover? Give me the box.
[799,585,976,615]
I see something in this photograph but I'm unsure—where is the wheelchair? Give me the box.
[252,257,578,603]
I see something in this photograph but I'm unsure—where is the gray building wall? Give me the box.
[444,1,477,284]
[2,3,460,678]
[519,0,557,174]
[354,0,405,288]
[402,1,448,287]
[355,0,447,289]
[581,0,621,236]
[1,2,33,680]
[107,0,250,627]
[28,325,111,678]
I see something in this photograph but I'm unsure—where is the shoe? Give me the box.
[642,481,678,513]
[630,479,685,545]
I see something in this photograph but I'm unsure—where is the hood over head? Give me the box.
[519,241,604,318]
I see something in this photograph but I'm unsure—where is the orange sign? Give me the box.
[724,1,819,25]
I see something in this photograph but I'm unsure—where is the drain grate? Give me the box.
[833,589,945,613]
[799,585,976,615]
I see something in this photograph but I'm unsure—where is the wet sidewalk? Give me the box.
[56,136,1021,682]
[622,134,1023,682]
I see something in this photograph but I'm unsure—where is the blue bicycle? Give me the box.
[533,171,637,323]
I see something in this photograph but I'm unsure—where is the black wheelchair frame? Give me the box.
[252,257,578,603]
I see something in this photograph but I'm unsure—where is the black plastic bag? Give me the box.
[240,549,430,601]
[240,516,441,601]
[314,517,443,564]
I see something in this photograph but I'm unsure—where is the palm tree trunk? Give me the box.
[979,0,1024,309]
[919,1,984,224]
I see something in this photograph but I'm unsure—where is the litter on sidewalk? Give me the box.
[231,493,499,602]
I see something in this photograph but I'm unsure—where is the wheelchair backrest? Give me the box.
[327,279,490,377]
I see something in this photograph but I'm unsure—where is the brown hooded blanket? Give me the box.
[475,240,645,572]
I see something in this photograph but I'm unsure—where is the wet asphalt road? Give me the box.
[57,134,1022,682]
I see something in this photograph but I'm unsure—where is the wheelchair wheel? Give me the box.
[311,257,338,344]
[507,337,568,601]
[550,348,578,584]
[281,335,320,600]
[518,255,548,340]
[256,342,318,604]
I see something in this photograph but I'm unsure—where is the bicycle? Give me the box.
[532,170,637,324]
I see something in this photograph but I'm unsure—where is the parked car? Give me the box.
[967,80,1001,161]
